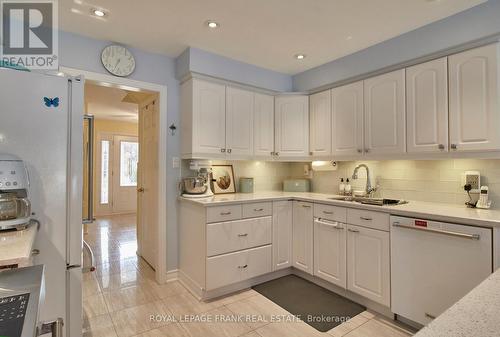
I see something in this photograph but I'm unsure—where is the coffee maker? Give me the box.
[0,154,32,230]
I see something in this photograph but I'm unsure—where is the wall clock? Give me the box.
[101,45,136,77]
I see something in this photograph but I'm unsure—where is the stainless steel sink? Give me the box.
[327,196,408,206]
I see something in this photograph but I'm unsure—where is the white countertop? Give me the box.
[0,223,37,267]
[179,191,500,228]
[415,268,500,337]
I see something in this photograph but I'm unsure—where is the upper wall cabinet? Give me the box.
[254,93,275,158]
[449,43,500,152]
[406,57,449,153]
[275,95,310,158]
[331,82,364,157]
[181,78,226,158]
[364,69,406,155]
[226,86,254,157]
[310,90,332,156]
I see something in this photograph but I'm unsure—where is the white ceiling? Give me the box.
[61,0,485,74]
[85,83,139,121]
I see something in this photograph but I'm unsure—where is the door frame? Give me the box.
[62,66,168,284]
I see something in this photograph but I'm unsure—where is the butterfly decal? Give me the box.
[44,97,60,107]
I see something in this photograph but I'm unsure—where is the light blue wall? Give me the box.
[293,0,500,91]
[176,47,293,92]
[59,31,181,271]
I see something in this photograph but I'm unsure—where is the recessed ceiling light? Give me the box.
[294,54,306,60]
[346,36,353,40]
[206,20,219,28]
[92,9,106,17]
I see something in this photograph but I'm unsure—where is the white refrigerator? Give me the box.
[0,68,84,337]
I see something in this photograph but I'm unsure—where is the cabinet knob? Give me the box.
[275,152,279,156]
[438,144,445,150]
[270,151,275,156]
[309,151,313,156]
[364,148,370,153]
[450,144,458,150]
[238,264,248,269]
[348,228,360,233]
[221,148,226,153]
[227,149,232,153]
[357,149,362,153]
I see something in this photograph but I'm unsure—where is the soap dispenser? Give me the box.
[339,178,345,195]
[345,178,352,196]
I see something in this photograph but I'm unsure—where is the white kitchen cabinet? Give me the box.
[309,90,332,156]
[254,93,275,158]
[449,43,500,152]
[347,224,390,306]
[314,218,346,288]
[331,81,364,157]
[272,200,293,270]
[274,95,309,158]
[364,70,406,155]
[181,78,226,158]
[406,58,449,153]
[226,86,254,157]
[292,201,314,274]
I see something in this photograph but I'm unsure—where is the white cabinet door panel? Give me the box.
[314,219,346,288]
[226,86,254,157]
[275,95,309,157]
[364,70,406,155]
[449,43,500,152]
[254,93,275,158]
[310,90,332,156]
[192,79,226,155]
[347,224,390,306]
[332,82,364,157]
[272,201,293,270]
[292,201,314,274]
[407,57,449,153]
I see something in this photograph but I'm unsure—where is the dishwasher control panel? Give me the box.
[0,292,30,337]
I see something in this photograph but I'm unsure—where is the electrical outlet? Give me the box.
[172,157,180,169]
[462,171,481,193]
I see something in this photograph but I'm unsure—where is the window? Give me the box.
[100,140,110,204]
[120,141,139,187]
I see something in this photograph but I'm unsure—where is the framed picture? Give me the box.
[211,165,236,194]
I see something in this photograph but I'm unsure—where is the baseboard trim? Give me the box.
[166,269,179,283]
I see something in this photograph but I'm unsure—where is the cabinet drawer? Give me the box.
[347,208,389,231]
[242,202,272,219]
[314,203,347,223]
[206,205,242,223]
[206,245,272,290]
[207,217,272,257]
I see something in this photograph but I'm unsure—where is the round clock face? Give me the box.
[101,45,136,77]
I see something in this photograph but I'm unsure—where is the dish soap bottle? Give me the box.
[345,178,352,196]
[339,178,345,195]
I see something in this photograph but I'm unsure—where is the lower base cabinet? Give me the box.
[206,245,272,290]
[347,224,390,306]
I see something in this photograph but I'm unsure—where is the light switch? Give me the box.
[172,157,180,169]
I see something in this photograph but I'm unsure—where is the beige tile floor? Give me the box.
[83,214,416,337]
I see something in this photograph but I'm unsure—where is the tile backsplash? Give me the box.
[290,160,500,209]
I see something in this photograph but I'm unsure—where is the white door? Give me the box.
[192,79,226,155]
[137,98,159,268]
[331,82,364,157]
[292,201,313,274]
[407,57,449,153]
[314,218,346,288]
[254,93,275,158]
[226,86,254,157]
[112,135,139,214]
[364,70,406,155]
[449,43,500,152]
[272,201,293,270]
[274,95,309,158]
[347,224,390,306]
[309,90,332,156]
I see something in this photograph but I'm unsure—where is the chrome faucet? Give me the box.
[352,164,376,196]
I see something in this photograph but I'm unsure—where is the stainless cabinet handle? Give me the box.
[220,211,231,215]
[438,144,445,150]
[237,233,248,237]
[450,144,457,150]
[238,264,248,269]
[348,228,360,233]
[316,219,343,229]
[302,204,312,208]
[393,223,480,240]
[323,210,334,215]
[425,313,436,320]
[253,208,264,212]
[221,148,226,153]
[31,249,40,256]
[360,216,372,221]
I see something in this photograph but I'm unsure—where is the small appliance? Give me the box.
[181,160,214,198]
[0,154,31,231]
[476,186,492,209]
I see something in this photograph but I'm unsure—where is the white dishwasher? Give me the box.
[390,215,492,326]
